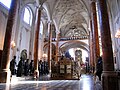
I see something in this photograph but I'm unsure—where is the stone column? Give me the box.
[47,22,52,71]
[33,7,41,79]
[0,50,3,70]
[97,0,118,90]
[90,0,100,70]
[55,33,60,63]
[0,0,18,83]
[89,20,95,73]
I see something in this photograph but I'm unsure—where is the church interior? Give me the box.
[0,0,120,90]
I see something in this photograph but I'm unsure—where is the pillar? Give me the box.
[0,50,3,70]
[33,7,41,79]
[47,22,52,71]
[0,0,18,83]
[97,0,118,89]
[89,20,95,73]
[55,33,60,63]
[90,0,100,70]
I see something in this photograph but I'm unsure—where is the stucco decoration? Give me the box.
[52,0,89,38]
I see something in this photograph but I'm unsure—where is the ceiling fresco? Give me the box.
[36,0,90,50]
[52,0,89,38]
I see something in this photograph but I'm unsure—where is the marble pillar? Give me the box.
[90,0,100,70]
[55,33,60,63]
[33,7,41,79]
[48,22,52,71]
[0,0,18,83]
[0,50,2,70]
[90,20,95,73]
[97,0,118,89]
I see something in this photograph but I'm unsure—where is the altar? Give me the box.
[51,58,81,80]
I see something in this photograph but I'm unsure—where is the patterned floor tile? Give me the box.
[0,74,102,90]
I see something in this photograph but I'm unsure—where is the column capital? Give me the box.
[36,0,45,8]
[47,20,53,24]
[36,5,43,10]
[56,30,60,34]
[89,0,96,3]
[39,6,43,10]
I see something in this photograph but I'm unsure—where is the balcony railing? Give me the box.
[44,36,88,42]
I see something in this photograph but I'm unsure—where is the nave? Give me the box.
[0,74,101,90]
[0,0,120,89]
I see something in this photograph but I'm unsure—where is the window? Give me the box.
[23,7,32,25]
[0,0,11,9]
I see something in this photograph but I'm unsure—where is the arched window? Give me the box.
[23,7,32,26]
[0,0,11,9]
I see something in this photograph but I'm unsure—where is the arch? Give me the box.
[19,2,36,23]
[60,44,89,55]
[23,6,33,26]
[43,43,56,51]
[42,2,51,21]
[59,40,89,52]
[43,43,55,51]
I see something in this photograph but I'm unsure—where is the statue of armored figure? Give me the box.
[10,56,16,75]
[17,57,25,77]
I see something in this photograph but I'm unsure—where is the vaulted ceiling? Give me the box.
[35,0,91,51]
[52,0,90,38]
[35,0,91,38]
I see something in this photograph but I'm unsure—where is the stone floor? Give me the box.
[0,74,102,90]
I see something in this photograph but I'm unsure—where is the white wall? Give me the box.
[0,6,7,50]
